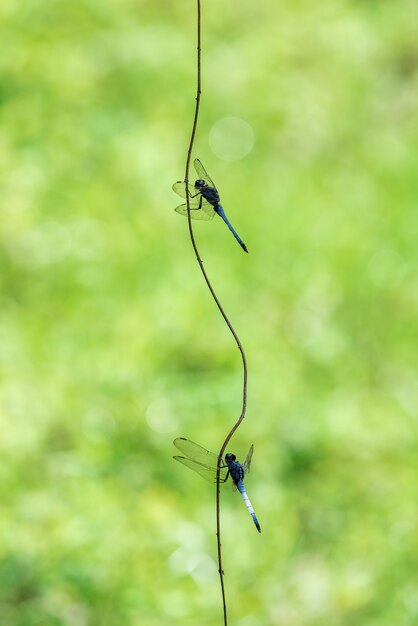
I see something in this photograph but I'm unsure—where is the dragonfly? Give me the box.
[173,437,261,533]
[172,158,248,253]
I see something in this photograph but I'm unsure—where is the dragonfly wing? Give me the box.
[242,445,254,475]
[174,456,228,482]
[175,203,214,221]
[174,438,218,464]
[172,181,188,199]
[172,181,200,199]
[201,203,216,219]
[194,158,217,190]
[173,438,228,481]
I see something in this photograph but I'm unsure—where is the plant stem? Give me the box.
[182,2,248,624]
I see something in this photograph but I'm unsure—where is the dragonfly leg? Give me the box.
[219,469,230,483]
[186,189,200,199]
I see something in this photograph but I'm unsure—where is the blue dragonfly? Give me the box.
[173,437,261,533]
[172,158,248,253]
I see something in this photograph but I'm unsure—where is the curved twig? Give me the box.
[182,2,248,624]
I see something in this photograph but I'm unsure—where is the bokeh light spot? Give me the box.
[209,117,254,161]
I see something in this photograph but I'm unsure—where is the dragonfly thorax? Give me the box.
[225,454,244,483]
[227,460,245,484]
[199,184,220,206]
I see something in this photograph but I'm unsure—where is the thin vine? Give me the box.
[182,2,248,624]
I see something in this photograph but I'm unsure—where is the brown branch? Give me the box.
[182,2,248,624]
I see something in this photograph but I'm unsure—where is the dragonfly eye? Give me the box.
[225,453,236,463]
[195,179,205,189]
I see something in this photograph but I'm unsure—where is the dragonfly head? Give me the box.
[225,453,236,465]
[194,179,206,190]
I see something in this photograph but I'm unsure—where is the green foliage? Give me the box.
[1,1,417,624]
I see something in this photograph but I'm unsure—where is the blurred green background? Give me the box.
[1,0,417,624]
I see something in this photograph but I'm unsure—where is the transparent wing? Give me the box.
[174,438,219,465]
[173,456,228,482]
[173,438,228,482]
[172,181,199,199]
[242,445,254,475]
[174,203,215,221]
[194,158,217,190]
